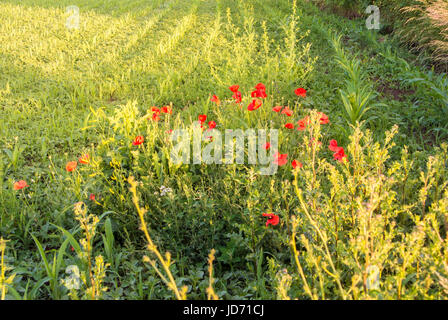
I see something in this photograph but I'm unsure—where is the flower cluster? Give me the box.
[229,85,242,104]
[150,105,173,122]
[159,185,173,197]
[198,114,217,132]
[328,139,347,162]
[251,83,267,99]
[65,153,90,172]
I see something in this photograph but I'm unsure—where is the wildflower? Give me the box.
[262,213,280,227]
[247,99,262,111]
[198,115,207,123]
[295,87,307,98]
[255,83,266,91]
[297,117,310,131]
[318,112,329,124]
[281,107,293,117]
[13,180,29,190]
[161,106,172,114]
[232,91,242,104]
[285,123,294,129]
[152,112,160,121]
[292,160,303,169]
[166,129,173,134]
[333,147,347,162]
[151,107,161,114]
[89,194,95,201]
[66,161,77,172]
[210,95,220,106]
[251,83,267,99]
[78,154,90,164]
[273,152,288,166]
[263,142,271,150]
[229,85,239,93]
[62,265,81,290]
[272,106,283,112]
[251,89,267,99]
[208,121,216,129]
[132,136,144,146]
[160,185,173,197]
[329,139,339,152]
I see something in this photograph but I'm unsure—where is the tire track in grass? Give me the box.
[0,0,184,105]
[67,1,180,103]
[120,1,175,57]
[153,0,225,104]
[220,0,260,86]
[154,2,199,59]
[122,0,200,102]
[0,3,141,87]
[98,0,192,101]
[202,0,307,90]
[0,2,165,161]
[100,0,177,86]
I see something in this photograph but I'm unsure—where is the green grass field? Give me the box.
[1,0,448,300]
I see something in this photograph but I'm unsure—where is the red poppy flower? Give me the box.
[295,88,307,98]
[166,129,173,134]
[273,152,288,166]
[251,89,267,98]
[329,139,339,152]
[152,112,160,121]
[292,160,303,169]
[297,117,310,131]
[281,107,293,117]
[78,154,90,164]
[232,91,242,104]
[285,123,294,129]
[210,95,220,106]
[333,147,347,162]
[251,83,267,98]
[66,161,77,172]
[89,193,95,201]
[13,180,29,190]
[248,99,262,111]
[272,106,283,112]
[318,112,329,124]
[262,213,280,227]
[263,142,271,150]
[251,88,267,99]
[255,83,266,91]
[151,107,161,114]
[161,106,172,114]
[198,115,207,123]
[208,121,216,129]
[229,85,240,93]
[132,136,144,146]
